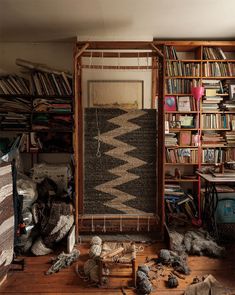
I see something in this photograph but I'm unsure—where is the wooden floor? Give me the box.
[1,242,235,295]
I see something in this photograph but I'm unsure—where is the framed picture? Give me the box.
[88,80,144,108]
[179,131,192,146]
[229,84,235,100]
[177,96,191,112]
[164,96,177,111]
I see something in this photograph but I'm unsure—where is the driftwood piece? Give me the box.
[101,247,124,259]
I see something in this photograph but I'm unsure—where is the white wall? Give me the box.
[0,42,74,75]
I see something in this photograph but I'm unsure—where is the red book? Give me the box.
[164,96,177,111]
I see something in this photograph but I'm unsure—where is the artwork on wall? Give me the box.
[88,80,144,109]
[84,108,157,215]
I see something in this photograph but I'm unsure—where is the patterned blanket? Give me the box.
[0,163,14,282]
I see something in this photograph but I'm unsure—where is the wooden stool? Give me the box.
[99,242,136,287]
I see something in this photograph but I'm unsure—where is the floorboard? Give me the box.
[1,242,235,294]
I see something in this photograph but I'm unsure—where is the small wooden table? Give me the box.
[197,172,235,239]
[99,242,136,287]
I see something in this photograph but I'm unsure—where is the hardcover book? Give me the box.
[164,96,176,111]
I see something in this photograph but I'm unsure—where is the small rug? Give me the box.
[84,108,157,215]
[0,163,14,281]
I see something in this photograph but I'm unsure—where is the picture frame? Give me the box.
[164,96,177,111]
[88,80,144,108]
[229,84,235,100]
[177,96,191,112]
[179,131,192,146]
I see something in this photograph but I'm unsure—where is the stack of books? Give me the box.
[202,79,223,94]
[0,97,31,113]
[225,131,235,146]
[164,184,198,221]
[0,113,30,130]
[201,132,226,147]
[165,133,178,147]
[202,88,223,112]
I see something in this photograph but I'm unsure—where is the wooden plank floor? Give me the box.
[1,242,235,295]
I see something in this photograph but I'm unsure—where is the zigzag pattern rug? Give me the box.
[84,108,157,215]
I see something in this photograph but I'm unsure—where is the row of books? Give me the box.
[165,148,198,163]
[202,113,231,129]
[164,46,178,60]
[164,184,198,223]
[166,79,200,94]
[202,148,226,164]
[0,75,30,95]
[203,47,227,60]
[165,96,197,112]
[166,61,200,77]
[202,62,235,77]
[30,71,72,96]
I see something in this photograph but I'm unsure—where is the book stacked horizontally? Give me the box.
[202,88,223,112]
[201,132,226,147]
[225,131,235,146]
[165,132,178,147]
[164,184,198,221]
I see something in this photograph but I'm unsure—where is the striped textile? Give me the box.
[0,163,14,282]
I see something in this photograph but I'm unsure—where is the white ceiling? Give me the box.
[0,0,235,42]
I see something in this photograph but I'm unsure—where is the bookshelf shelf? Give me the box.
[169,128,198,132]
[165,111,198,114]
[165,76,201,79]
[165,179,199,183]
[166,146,198,149]
[165,93,193,96]
[168,59,201,62]
[165,163,198,165]
[202,76,235,79]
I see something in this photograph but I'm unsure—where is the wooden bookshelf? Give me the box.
[155,40,235,226]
